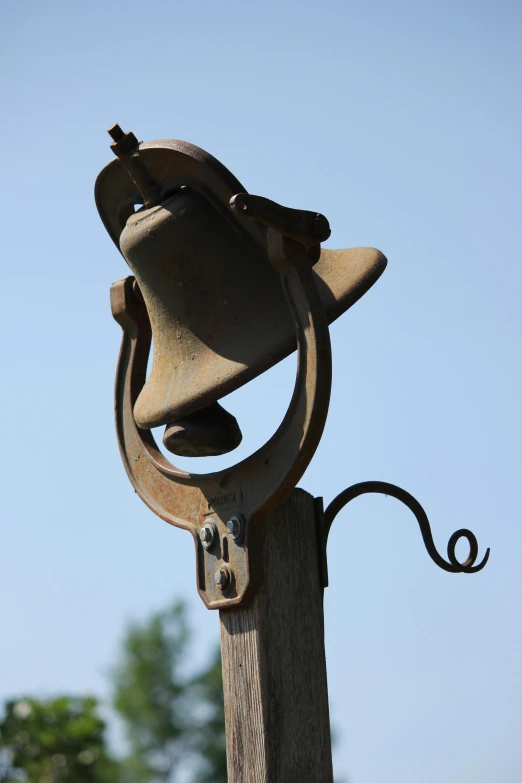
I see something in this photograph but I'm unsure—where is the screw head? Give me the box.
[226,514,245,542]
[199,523,216,549]
[214,566,231,591]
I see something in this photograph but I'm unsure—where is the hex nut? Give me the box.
[214,565,232,591]
[199,522,216,550]
[226,514,245,543]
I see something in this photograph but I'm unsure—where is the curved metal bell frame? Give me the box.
[111,228,332,610]
[97,137,387,441]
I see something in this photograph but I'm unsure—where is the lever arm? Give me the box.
[230,192,331,246]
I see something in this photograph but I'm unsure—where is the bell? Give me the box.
[96,126,386,457]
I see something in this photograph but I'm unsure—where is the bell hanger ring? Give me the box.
[97,125,489,609]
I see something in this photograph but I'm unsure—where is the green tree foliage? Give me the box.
[0,601,226,783]
[111,600,226,783]
[0,696,118,783]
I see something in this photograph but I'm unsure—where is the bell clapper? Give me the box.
[163,402,242,458]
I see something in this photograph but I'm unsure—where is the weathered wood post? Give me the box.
[97,124,489,782]
[220,491,333,781]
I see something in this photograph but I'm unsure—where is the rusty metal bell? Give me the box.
[96,127,386,457]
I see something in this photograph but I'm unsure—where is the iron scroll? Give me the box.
[324,481,490,574]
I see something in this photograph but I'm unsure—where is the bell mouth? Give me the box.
[163,401,243,457]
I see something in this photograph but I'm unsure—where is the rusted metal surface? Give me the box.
[96,131,386,442]
[322,481,490,580]
[230,192,331,247]
[96,124,449,613]
[110,213,334,607]
[163,402,242,457]
[107,123,139,158]
[99,126,489,610]
[107,123,161,208]
[99,127,388,608]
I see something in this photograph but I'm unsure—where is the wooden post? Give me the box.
[220,489,334,782]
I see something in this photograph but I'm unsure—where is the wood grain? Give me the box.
[220,489,333,782]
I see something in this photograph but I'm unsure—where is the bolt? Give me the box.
[214,565,231,591]
[226,514,245,542]
[107,123,125,141]
[106,123,139,159]
[199,522,216,550]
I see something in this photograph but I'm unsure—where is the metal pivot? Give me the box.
[111,197,332,610]
[319,480,490,587]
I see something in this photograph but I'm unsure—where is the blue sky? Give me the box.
[1,1,521,781]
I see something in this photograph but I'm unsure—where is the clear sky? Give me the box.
[1,1,521,781]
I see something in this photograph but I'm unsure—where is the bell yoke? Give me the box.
[96,125,488,610]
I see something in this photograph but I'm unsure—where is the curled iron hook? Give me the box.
[324,481,490,573]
